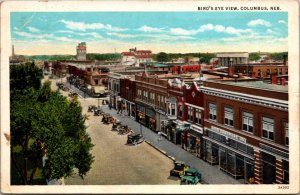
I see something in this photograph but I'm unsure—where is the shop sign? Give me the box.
[211,126,246,143]
[260,143,289,159]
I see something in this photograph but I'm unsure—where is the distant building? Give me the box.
[121,48,153,67]
[217,52,249,67]
[76,42,87,61]
[9,45,25,63]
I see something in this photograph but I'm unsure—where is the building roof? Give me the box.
[212,80,288,92]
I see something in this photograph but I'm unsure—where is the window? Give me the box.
[188,107,194,122]
[224,107,234,127]
[195,109,202,125]
[262,117,274,141]
[258,69,261,77]
[209,103,217,121]
[157,95,160,105]
[171,104,176,116]
[285,122,289,146]
[267,69,270,76]
[243,112,254,133]
[179,105,183,117]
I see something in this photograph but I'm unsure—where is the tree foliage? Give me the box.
[155,52,170,62]
[269,52,288,61]
[10,63,94,185]
[249,53,261,61]
[86,53,121,61]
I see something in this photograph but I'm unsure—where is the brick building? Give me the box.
[182,81,204,157]
[201,80,288,184]
[233,63,288,79]
[120,76,136,119]
[165,78,185,143]
[135,72,168,132]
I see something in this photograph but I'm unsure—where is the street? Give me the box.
[46,76,179,185]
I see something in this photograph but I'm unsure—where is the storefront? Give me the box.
[145,108,156,131]
[203,127,255,183]
[136,104,145,124]
[259,143,289,184]
[125,100,135,119]
[155,109,167,135]
[186,130,201,158]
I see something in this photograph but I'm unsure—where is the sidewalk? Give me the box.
[101,106,242,184]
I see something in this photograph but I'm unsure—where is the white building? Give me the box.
[121,48,153,67]
[216,52,249,67]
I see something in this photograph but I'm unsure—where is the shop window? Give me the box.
[243,112,254,133]
[224,107,234,127]
[262,152,276,184]
[245,161,255,184]
[262,117,274,141]
[188,106,194,122]
[283,160,289,184]
[195,109,202,125]
[285,122,289,146]
[209,103,217,121]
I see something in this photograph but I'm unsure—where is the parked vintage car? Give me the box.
[127,133,145,145]
[170,161,190,177]
[112,121,122,131]
[88,105,96,112]
[180,167,202,185]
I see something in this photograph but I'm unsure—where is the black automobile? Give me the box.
[88,105,96,112]
[127,133,145,145]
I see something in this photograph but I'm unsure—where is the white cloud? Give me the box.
[15,31,54,39]
[170,24,252,36]
[27,26,40,33]
[13,27,19,31]
[55,36,78,42]
[107,32,137,38]
[137,25,165,33]
[278,20,287,24]
[170,28,198,36]
[59,19,127,32]
[198,24,214,32]
[247,19,271,27]
[214,25,225,32]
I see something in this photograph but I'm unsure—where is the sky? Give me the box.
[11,12,288,55]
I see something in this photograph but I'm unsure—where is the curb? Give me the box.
[145,140,176,162]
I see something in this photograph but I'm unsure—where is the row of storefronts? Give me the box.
[108,72,289,184]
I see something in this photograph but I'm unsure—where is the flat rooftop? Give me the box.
[212,80,288,92]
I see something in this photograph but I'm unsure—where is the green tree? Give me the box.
[156,52,170,62]
[249,53,261,61]
[10,64,94,185]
